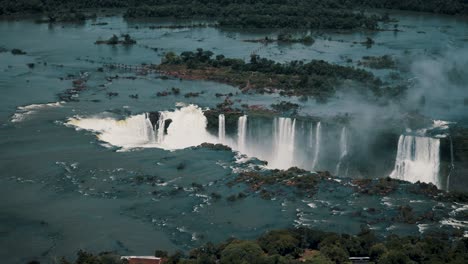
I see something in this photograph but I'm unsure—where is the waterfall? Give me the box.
[311,122,321,170]
[68,114,158,149]
[144,113,156,142]
[308,123,314,148]
[390,135,441,188]
[156,112,166,143]
[218,114,226,143]
[67,105,216,150]
[237,115,247,153]
[271,117,296,169]
[335,126,348,175]
[446,136,454,191]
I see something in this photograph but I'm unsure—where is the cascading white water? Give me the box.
[218,114,226,143]
[68,114,158,149]
[144,113,157,143]
[335,127,348,175]
[156,112,166,143]
[271,117,296,169]
[237,115,247,153]
[67,105,217,150]
[311,122,321,170]
[308,123,314,148]
[390,135,441,188]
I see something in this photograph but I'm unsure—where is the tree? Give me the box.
[378,250,412,264]
[258,230,302,257]
[319,244,349,264]
[220,240,265,264]
[370,243,387,261]
[122,34,136,44]
[108,35,119,45]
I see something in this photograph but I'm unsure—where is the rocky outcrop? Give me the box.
[441,126,468,192]
[204,109,243,134]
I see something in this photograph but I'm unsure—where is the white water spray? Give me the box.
[335,126,348,175]
[156,112,166,143]
[390,135,441,188]
[218,114,226,143]
[237,115,247,153]
[271,117,297,169]
[311,122,321,170]
[67,105,217,150]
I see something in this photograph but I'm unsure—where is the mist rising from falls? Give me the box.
[218,114,225,143]
[335,127,348,176]
[67,106,330,171]
[311,122,322,170]
[70,105,437,179]
[237,115,247,153]
[271,117,297,169]
[68,105,217,150]
[390,135,441,188]
[68,114,159,149]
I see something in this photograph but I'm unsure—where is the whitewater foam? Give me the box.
[67,105,217,151]
[11,102,64,123]
[390,135,441,188]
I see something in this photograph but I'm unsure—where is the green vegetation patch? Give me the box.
[157,49,388,101]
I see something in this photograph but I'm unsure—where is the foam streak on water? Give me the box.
[11,102,64,123]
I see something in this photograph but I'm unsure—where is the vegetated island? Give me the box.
[154,49,406,102]
[95,34,137,45]
[2,1,466,27]
[58,225,468,264]
[244,33,315,45]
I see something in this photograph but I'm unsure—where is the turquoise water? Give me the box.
[1,10,468,264]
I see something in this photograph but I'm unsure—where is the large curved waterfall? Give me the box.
[67,105,447,189]
[390,135,441,188]
[67,105,333,171]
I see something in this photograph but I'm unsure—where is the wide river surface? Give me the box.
[1,10,468,263]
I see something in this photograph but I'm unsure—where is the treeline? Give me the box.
[163,49,377,83]
[160,48,389,99]
[354,0,466,15]
[0,0,127,15]
[124,3,382,30]
[1,0,466,17]
[58,227,468,264]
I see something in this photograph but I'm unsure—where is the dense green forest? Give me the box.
[157,49,405,100]
[1,0,466,18]
[58,227,468,264]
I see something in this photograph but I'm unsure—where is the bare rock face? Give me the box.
[441,126,468,192]
[204,109,243,133]
[147,112,160,128]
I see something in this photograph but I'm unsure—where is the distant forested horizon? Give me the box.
[1,0,467,16]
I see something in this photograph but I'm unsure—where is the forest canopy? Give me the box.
[1,0,466,18]
[58,227,468,264]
